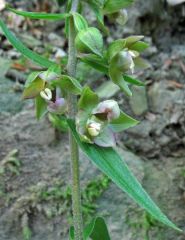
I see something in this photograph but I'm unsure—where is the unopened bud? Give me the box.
[92,100,120,121]
[47,98,67,115]
[87,122,102,137]
[40,88,52,101]
[39,71,58,81]
[116,51,135,73]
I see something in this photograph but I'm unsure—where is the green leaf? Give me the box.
[109,111,139,132]
[107,39,126,61]
[0,19,56,68]
[109,67,132,97]
[53,75,82,95]
[22,78,45,99]
[7,6,70,20]
[72,13,88,31]
[80,54,108,73]
[123,75,145,86]
[25,71,41,87]
[35,95,48,120]
[124,35,144,48]
[103,0,134,14]
[78,86,99,111]
[84,217,111,240]
[130,41,149,52]
[75,27,103,56]
[69,226,74,240]
[67,119,181,232]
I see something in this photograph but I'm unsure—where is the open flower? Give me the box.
[76,99,121,147]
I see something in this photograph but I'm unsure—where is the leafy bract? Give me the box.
[7,6,70,20]
[70,217,111,240]
[107,39,126,61]
[80,54,108,73]
[78,86,99,111]
[72,12,88,31]
[109,66,132,96]
[53,75,82,95]
[67,119,181,232]
[103,0,134,14]
[84,217,111,239]
[123,75,145,86]
[35,95,48,120]
[22,78,45,99]
[109,111,139,132]
[0,19,56,68]
[130,41,149,52]
[75,27,103,56]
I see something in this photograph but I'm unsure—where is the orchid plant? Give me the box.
[0,0,181,239]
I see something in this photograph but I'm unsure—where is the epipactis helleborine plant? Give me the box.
[0,0,181,239]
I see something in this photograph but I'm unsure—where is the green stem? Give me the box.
[67,0,83,239]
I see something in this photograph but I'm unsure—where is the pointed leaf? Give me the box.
[84,217,111,240]
[75,27,103,56]
[53,75,82,95]
[0,19,56,68]
[72,13,88,31]
[80,54,108,73]
[130,41,149,52]
[67,119,181,232]
[123,75,145,86]
[22,78,45,99]
[107,39,126,60]
[35,95,48,120]
[109,67,132,97]
[125,35,144,48]
[109,111,139,132]
[7,6,70,20]
[103,0,134,14]
[78,86,99,111]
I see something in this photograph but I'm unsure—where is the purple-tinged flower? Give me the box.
[92,100,120,121]
[47,98,67,115]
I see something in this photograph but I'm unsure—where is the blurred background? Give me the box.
[0,0,185,239]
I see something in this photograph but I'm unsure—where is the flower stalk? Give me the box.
[67,0,83,239]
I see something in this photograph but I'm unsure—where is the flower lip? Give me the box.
[47,98,67,115]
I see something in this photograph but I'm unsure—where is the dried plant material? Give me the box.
[0,0,5,11]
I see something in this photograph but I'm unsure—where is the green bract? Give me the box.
[75,27,103,56]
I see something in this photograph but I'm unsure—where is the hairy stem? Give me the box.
[67,0,83,239]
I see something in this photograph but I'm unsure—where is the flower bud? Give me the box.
[114,50,135,73]
[39,71,58,82]
[47,98,67,115]
[87,122,102,137]
[116,9,128,26]
[40,88,52,101]
[92,100,120,121]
